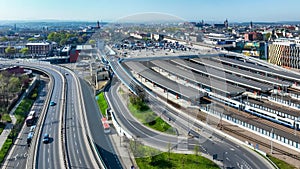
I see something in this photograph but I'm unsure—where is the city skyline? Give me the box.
[1,0,300,22]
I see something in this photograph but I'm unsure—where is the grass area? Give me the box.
[130,141,218,169]
[14,99,34,124]
[1,114,12,123]
[96,92,108,116]
[136,153,219,169]
[267,154,297,169]
[14,83,39,125]
[128,98,176,135]
[0,138,12,163]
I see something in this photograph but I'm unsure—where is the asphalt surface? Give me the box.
[3,79,47,169]
[36,66,64,169]
[64,70,94,168]
[107,76,273,169]
[105,54,273,169]
[80,78,123,169]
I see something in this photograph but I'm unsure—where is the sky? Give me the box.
[1,0,300,22]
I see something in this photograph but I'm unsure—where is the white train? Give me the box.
[207,92,300,130]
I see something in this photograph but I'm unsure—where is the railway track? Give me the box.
[224,126,300,161]
[198,97,300,161]
[156,94,300,161]
[203,97,300,137]
[194,108,300,161]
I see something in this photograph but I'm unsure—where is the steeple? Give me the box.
[224,19,228,28]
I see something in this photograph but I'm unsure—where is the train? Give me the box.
[207,92,300,130]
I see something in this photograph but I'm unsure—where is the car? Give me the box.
[30,125,36,132]
[50,101,56,106]
[42,133,50,143]
[65,73,69,76]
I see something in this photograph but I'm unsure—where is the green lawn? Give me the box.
[136,153,219,169]
[96,92,108,116]
[0,138,12,163]
[128,102,176,135]
[131,141,218,169]
[267,154,297,169]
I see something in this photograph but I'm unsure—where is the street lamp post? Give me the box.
[271,128,274,154]
[223,152,228,169]
[295,116,300,136]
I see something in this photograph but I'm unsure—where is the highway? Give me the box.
[35,65,64,169]
[64,69,96,168]
[79,78,123,169]
[3,79,47,169]
[0,60,101,169]
[106,75,273,169]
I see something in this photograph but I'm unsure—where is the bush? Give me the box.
[14,99,33,124]
[1,114,12,123]
[96,92,108,116]
[0,139,12,163]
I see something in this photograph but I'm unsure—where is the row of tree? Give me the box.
[4,46,29,56]
[47,32,90,46]
[0,71,29,113]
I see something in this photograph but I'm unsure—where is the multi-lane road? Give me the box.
[104,53,274,169]
[80,78,123,169]
[64,69,96,168]
[107,77,273,169]
[35,65,64,169]
[0,57,274,169]
[3,79,47,169]
[0,60,111,169]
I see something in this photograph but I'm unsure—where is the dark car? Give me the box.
[50,101,56,106]
[43,133,50,143]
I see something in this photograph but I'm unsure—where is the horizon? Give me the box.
[0,19,299,24]
[1,0,300,23]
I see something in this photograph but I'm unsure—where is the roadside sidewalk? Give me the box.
[109,127,137,169]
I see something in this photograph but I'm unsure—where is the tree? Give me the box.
[0,37,8,42]
[265,32,272,41]
[194,145,200,156]
[60,39,67,46]
[5,46,15,57]
[20,47,29,56]
[167,142,172,162]
[89,40,96,45]
[134,85,148,102]
[8,76,20,93]
[27,37,36,42]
